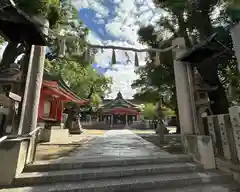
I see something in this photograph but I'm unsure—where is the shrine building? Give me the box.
[99,92,141,125]
[38,71,88,127]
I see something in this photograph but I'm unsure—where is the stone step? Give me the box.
[139,182,240,192]
[15,163,202,186]
[2,171,232,192]
[24,154,192,172]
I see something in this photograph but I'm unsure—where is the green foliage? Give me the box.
[133,0,240,113]
[227,0,240,23]
[18,0,81,27]
[0,36,5,44]
[16,0,113,100]
[142,103,156,120]
[132,29,176,110]
[19,0,61,27]
[162,107,175,117]
[90,93,102,108]
[41,0,112,100]
[45,59,112,99]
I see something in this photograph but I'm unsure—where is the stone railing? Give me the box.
[204,107,240,164]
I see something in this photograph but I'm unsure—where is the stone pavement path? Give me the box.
[62,129,171,160]
[1,130,240,192]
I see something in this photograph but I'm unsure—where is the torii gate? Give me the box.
[0,0,198,160]
[0,0,197,140]
[55,35,198,148]
[0,0,207,186]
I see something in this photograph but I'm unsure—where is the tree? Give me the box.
[42,0,112,99]
[90,93,102,107]
[133,0,239,117]
[142,103,156,120]
[0,0,112,133]
[45,59,112,99]
[132,26,177,113]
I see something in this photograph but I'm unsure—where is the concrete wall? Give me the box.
[0,138,29,186]
[39,127,69,143]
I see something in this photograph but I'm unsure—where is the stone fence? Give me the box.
[204,106,240,164]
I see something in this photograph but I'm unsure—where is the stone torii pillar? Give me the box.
[230,22,240,73]
[18,17,49,135]
[172,38,198,152]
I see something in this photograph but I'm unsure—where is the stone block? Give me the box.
[186,135,216,169]
[0,138,29,186]
[207,116,217,153]
[217,114,231,160]
[38,128,51,142]
[229,106,240,161]
[145,120,150,129]
[50,129,69,142]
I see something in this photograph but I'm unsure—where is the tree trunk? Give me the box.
[175,106,181,134]
[191,4,213,40]
[172,90,180,134]
[197,62,229,114]
[175,12,192,47]
[208,82,229,114]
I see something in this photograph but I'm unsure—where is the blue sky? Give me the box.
[0,0,161,99]
[72,0,160,99]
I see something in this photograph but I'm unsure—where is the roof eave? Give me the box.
[177,33,223,64]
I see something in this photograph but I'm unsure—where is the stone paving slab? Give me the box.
[15,163,202,186]
[65,130,170,159]
[142,183,240,192]
[0,171,231,192]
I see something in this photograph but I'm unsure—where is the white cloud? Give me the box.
[0,0,163,99]
[105,64,138,99]
[72,0,163,99]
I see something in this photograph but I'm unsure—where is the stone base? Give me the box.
[215,157,240,185]
[186,135,216,169]
[39,127,71,143]
[0,138,29,186]
[69,129,83,134]
[38,128,51,142]
[68,120,83,135]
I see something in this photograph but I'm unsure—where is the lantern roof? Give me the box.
[178,26,232,64]
[0,0,48,45]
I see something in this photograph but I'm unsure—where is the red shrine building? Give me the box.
[38,72,88,126]
[99,92,141,125]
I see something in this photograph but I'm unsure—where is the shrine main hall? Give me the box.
[98,92,141,125]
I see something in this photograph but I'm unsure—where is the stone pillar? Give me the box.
[217,114,232,160]
[18,18,49,134]
[230,22,240,72]
[229,106,240,161]
[207,116,217,154]
[111,115,113,128]
[89,115,92,125]
[157,122,165,144]
[172,38,196,152]
[145,120,149,129]
[125,114,128,125]
[0,17,49,185]
[136,114,140,121]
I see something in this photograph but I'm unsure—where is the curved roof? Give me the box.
[102,91,140,111]
[42,71,89,105]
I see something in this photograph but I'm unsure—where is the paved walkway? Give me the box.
[61,129,170,160]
